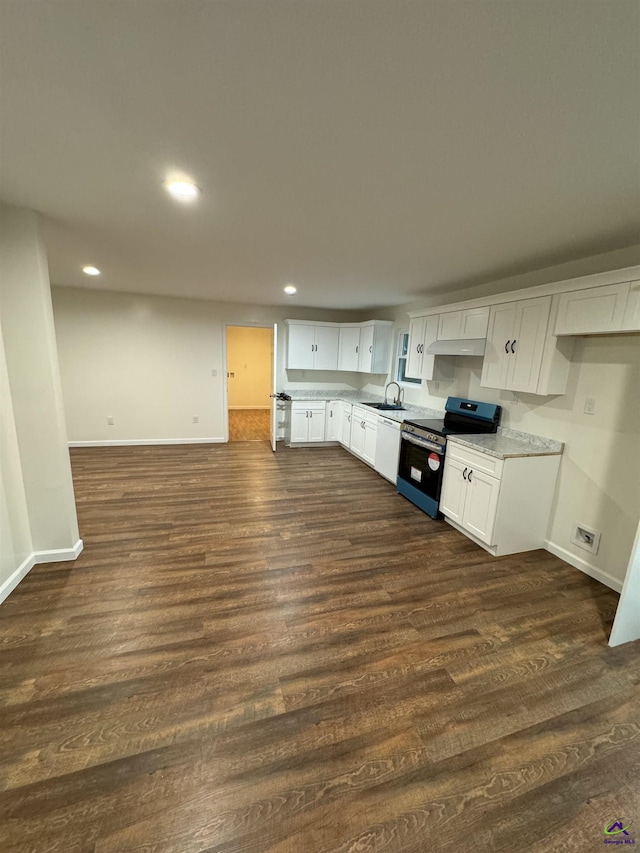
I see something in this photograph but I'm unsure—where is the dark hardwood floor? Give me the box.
[1,443,638,852]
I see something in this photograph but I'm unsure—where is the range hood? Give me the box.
[425,338,486,357]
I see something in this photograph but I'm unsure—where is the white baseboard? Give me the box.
[544,540,623,592]
[0,539,84,605]
[33,538,84,563]
[69,438,226,447]
[0,554,37,604]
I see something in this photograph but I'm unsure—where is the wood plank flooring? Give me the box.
[1,443,639,852]
[228,409,270,442]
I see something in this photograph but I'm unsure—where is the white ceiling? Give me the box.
[0,0,638,310]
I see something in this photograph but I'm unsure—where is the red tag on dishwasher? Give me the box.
[428,453,440,471]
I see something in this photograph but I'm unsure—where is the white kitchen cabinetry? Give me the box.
[325,400,342,442]
[356,321,393,374]
[350,405,377,466]
[440,441,560,556]
[480,296,572,395]
[287,322,339,370]
[338,326,361,371]
[554,281,640,335]
[341,403,352,448]
[374,416,401,483]
[289,402,326,444]
[406,315,441,380]
[437,306,489,340]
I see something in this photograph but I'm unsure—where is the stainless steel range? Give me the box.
[397,397,501,519]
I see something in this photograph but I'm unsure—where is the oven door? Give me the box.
[397,432,445,518]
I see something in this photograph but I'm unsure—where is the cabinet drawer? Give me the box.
[446,442,504,478]
[554,283,629,335]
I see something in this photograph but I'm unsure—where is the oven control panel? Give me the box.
[401,423,446,447]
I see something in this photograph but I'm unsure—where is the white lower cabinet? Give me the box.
[440,441,561,556]
[341,403,352,447]
[289,402,326,444]
[325,400,342,442]
[350,406,377,466]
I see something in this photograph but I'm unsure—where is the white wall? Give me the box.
[52,286,363,444]
[0,204,81,602]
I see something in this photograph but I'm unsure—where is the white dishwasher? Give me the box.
[374,416,402,484]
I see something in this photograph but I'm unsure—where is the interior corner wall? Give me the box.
[0,204,80,559]
[0,320,32,590]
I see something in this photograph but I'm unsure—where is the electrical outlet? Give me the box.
[211,368,217,377]
[107,416,114,425]
[192,415,199,424]
[584,397,596,415]
[571,523,601,555]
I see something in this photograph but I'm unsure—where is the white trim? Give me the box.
[544,540,623,592]
[33,539,84,563]
[68,438,226,447]
[0,554,37,604]
[0,539,84,604]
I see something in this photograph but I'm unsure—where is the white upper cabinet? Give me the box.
[481,296,572,395]
[622,281,640,331]
[357,321,393,373]
[437,306,489,340]
[286,320,391,373]
[286,322,339,370]
[553,280,640,335]
[406,315,439,380]
[338,326,360,371]
[554,283,631,336]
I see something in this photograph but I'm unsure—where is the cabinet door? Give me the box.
[325,401,341,441]
[357,324,375,372]
[622,281,640,331]
[350,415,366,457]
[314,326,339,371]
[341,406,352,447]
[480,303,516,390]
[462,468,500,546]
[439,458,467,524]
[363,421,378,465]
[338,327,360,371]
[555,283,629,335]
[437,311,462,340]
[287,325,315,369]
[406,316,425,379]
[308,407,326,442]
[461,306,490,339]
[290,407,310,442]
[507,297,551,393]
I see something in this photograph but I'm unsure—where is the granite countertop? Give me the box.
[447,428,564,460]
[282,389,442,425]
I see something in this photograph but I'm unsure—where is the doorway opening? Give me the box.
[225,325,274,442]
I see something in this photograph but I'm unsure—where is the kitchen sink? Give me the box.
[360,402,406,411]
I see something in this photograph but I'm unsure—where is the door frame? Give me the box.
[222,322,277,444]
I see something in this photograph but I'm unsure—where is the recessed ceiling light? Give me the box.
[82,265,101,276]
[284,284,297,295]
[164,179,201,201]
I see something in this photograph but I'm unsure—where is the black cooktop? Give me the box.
[403,417,496,437]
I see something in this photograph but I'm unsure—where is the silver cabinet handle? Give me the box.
[369,345,372,352]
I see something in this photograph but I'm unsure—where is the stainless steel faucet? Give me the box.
[384,381,403,406]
